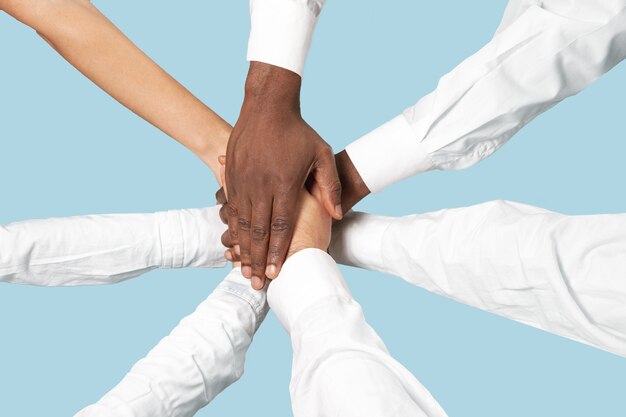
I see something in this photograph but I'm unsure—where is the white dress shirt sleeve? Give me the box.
[247,0,325,76]
[74,269,268,417]
[268,249,448,417]
[0,207,227,286]
[346,1,626,192]
[329,202,626,358]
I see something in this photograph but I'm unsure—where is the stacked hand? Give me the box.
[217,154,332,289]
[221,62,342,287]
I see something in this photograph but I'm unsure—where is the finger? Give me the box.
[226,195,241,258]
[219,165,229,199]
[216,187,227,205]
[236,199,253,279]
[313,148,343,220]
[250,199,272,284]
[221,225,239,263]
[219,203,229,224]
[251,275,265,291]
[265,192,298,279]
[221,229,233,248]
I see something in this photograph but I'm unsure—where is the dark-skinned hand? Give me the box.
[224,61,343,289]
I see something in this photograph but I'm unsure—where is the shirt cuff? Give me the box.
[247,0,319,76]
[345,114,435,193]
[157,207,227,269]
[328,211,393,273]
[267,248,351,333]
[215,267,269,324]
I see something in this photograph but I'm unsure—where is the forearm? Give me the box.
[75,269,268,417]
[0,207,226,286]
[345,2,626,193]
[330,202,626,357]
[268,249,447,417]
[3,0,230,177]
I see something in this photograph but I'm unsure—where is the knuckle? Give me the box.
[251,225,269,242]
[220,231,230,245]
[251,259,266,270]
[268,245,283,261]
[271,218,291,233]
[226,205,238,217]
[328,180,342,195]
[238,217,251,232]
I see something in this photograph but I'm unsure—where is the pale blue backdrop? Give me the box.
[1,1,625,416]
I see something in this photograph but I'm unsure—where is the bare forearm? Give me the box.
[3,0,229,177]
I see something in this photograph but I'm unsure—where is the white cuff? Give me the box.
[247,0,319,76]
[267,248,350,333]
[328,211,393,273]
[158,207,227,269]
[216,267,269,324]
[345,114,434,193]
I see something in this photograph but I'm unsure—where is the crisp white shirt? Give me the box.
[247,0,626,191]
[247,0,325,76]
[75,268,267,417]
[71,248,446,416]
[0,207,226,286]
[3,202,626,359]
[329,201,626,358]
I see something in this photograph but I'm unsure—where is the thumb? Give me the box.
[313,150,343,220]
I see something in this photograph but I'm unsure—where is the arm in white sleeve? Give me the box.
[247,0,325,76]
[346,1,626,192]
[329,202,626,357]
[268,249,447,417]
[74,269,268,417]
[0,207,226,286]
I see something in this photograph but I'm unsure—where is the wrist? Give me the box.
[197,123,230,180]
[243,61,302,112]
[335,150,370,211]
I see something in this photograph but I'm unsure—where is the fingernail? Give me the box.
[234,245,241,256]
[335,204,343,218]
[252,276,263,290]
[242,266,252,278]
[265,264,277,279]
[224,250,233,261]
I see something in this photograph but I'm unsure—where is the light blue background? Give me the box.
[1,1,625,416]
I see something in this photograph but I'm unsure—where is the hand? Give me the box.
[225,62,342,286]
[217,157,331,288]
[216,150,371,268]
[285,186,332,260]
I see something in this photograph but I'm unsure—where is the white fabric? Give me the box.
[71,245,445,416]
[268,249,448,417]
[74,269,268,417]
[0,207,226,286]
[329,201,626,358]
[247,0,324,76]
[346,0,626,192]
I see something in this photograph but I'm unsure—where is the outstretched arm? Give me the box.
[0,0,230,179]
[0,207,226,286]
[266,188,447,417]
[330,201,626,358]
[74,269,268,417]
[342,1,626,201]
[224,0,341,286]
